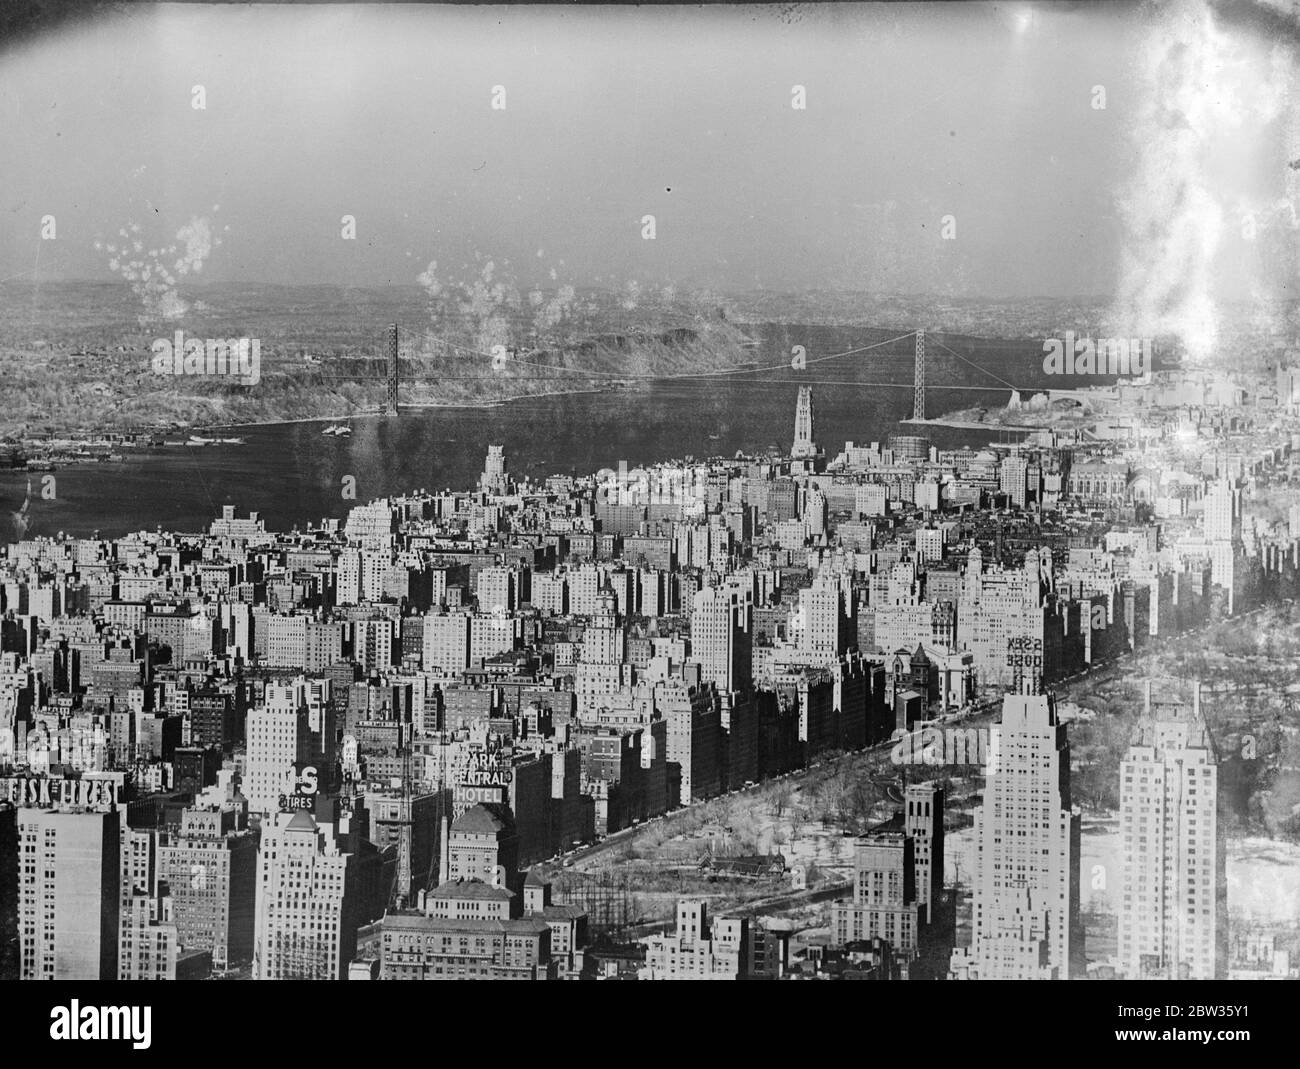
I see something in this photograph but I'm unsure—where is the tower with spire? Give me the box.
[791,386,818,460]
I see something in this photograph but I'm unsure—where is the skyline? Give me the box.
[2,369,1298,985]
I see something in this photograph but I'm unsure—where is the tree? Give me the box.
[772,782,794,821]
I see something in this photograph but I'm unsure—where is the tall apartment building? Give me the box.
[343,500,397,550]
[367,790,440,907]
[253,811,367,980]
[0,803,15,979]
[830,830,919,969]
[1200,480,1242,612]
[690,585,752,695]
[336,549,362,606]
[190,689,238,751]
[1118,682,1226,980]
[872,602,957,656]
[265,613,308,667]
[574,591,630,715]
[951,690,1082,980]
[244,706,313,817]
[999,453,1029,509]
[336,548,390,606]
[765,479,799,525]
[158,807,258,969]
[794,573,848,656]
[305,619,345,673]
[905,783,944,923]
[476,566,518,614]
[530,572,567,616]
[658,678,721,804]
[119,882,179,980]
[424,611,471,674]
[265,675,334,769]
[956,547,1055,689]
[582,590,624,665]
[1201,479,1238,542]
[803,486,827,537]
[354,617,395,674]
[117,823,172,980]
[603,568,635,617]
[567,565,600,616]
[856,483,888,518]
[357,553,391,605]
[915,526,944,564]
[469,612,521,663]
[18,808,121,979]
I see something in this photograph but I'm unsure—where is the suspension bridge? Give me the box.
[295,323,1024,419]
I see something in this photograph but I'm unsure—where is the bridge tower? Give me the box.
[913,330,926,421]
[386,323,400,415]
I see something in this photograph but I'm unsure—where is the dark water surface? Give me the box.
[4,324,1043,539]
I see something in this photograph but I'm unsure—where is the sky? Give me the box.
[0,1,1294,317]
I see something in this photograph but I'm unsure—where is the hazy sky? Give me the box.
[0,2,1292,304]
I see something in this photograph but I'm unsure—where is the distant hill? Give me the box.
[0,281,759,436]
[0,281,1289,436]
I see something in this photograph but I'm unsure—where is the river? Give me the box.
[3,323,1047,539]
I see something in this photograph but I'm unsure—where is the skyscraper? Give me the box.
[574,589,630,715]
[157,807,258,970]
[791,387,817,459]
[244,705,313,818]
[659,676,722,804]
[905,783,944,923]
[117,823,181,980]
[481,444,508,495]
[1201,479,1242,614]
[794,573,846,656]
[423,610,472,674]
[119,882,180,981]
[253,810,367,980]
[18,807,121,979]
[353,616,395,674]
[582,589,625,666]
[802,486,827,537]
[952,690,1082,980]
[690,585,751,694]
[831,830,919,962]
[1118,681,1226,980]
[0,803,15,979]
[1000,453,1030,509]
[1201,479,1238,542]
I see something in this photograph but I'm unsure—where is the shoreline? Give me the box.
[2,379,665,472]
[201,382,638,431]
[5,380,647,442]
[900,416,1039,433]
[6,388,1022,474]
